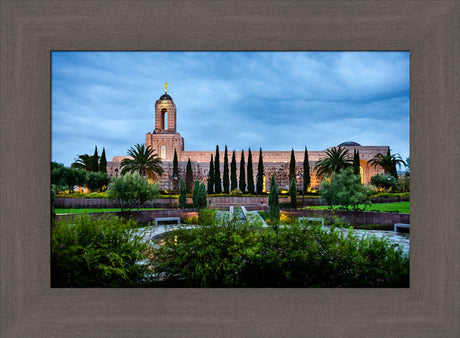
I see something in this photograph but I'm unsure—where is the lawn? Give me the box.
[55,208,162,214]
[306,201,409,214]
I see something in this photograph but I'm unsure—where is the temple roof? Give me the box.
[338,141,361,147]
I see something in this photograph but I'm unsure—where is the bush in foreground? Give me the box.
[151,210,409,288]
[51,214,150,287]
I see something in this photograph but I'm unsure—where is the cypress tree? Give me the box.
[185,158,194,193]
[239,150,246,193]
[223,145,229,194]
[198,183,208,209]
[256,148,264,195]
[208,155,214,195]
[172,148,179,193]
[247,148,255,194]
[268,175,280,223]
[289,149,296,186]
[192,180,200,208]
[230,150,237,191]
[91,146,99,172]
[99,147,107,173]
[290,178,297,208]
[303,146,310,194]
[353,149,360,176]
[214,145,222,194]
[179,178,187,209]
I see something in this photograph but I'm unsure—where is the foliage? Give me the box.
[230,150,238,191]
[71,154,93,172]
[151,208,264,287]
[268,175,280,223]
[151,216,409,287]
[179,178,187,209]
[214,145,222,194]
[207,154,214,194]
[320,168,372,212]
[370,173,397,191]
[120,144,164,180]
[51,214,150,287]
[314,146,352,179]
[91,146,99,172]
[247,148,255,194]
[185,158,194,193]
[303,147,310,194]
[52,166,88,194]
[56,191,108,199]
[107,173,159,215]
[222,146,230,194]
[172,148,179,193]
[86,171,110,192]
[256,148,264,195]
[229,188,243,196]
[371,191,410,200]
[289,149,296,186]
[395,176,410,193]
[239,150,246,193]
[51,185,56,218]
[196,183,208,209]
[352,149,360,175]
[307,201,410,214]
[99,147,107,173]
[368,148,405,178]
[289,178,297,208]
[405,157,410,177]
[192,180,200,208]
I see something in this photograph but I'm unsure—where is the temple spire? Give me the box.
[164,82,169,93]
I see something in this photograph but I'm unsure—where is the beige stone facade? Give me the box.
[108,91,386,191]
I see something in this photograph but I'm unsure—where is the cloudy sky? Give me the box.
[52,51,409,167]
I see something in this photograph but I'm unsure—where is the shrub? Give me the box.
[320,168,372,211]
[395,176,410,193]
[268,176,280,223]
[229,188,243,196]
[151,208,264,287]
[179,178,187,209]
[196,183,208,209]
[289,178,297,208]
[107,173,159,215]
[370,173,397,191]
[86,171,110,192]
[51,214,150,287]
[151,218,409,288]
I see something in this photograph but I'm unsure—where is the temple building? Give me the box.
[107,86,386,191]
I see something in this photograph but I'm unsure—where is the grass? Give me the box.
[306,201,409,214]
[55,208,163,214]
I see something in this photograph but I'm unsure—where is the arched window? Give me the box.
[164,112,168,130]
[160,145,166,159]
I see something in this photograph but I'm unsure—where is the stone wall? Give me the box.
[283,209,410,226]
[55,209,199,224]
[55,196,299,209]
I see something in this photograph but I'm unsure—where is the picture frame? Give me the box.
[1,1,458,336]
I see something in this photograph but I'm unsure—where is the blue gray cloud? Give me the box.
[52,51,410,166]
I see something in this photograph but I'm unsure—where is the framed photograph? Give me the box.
[1,1,458,336]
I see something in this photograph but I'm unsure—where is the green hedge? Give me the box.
[51,214,150,287]
[150,210,409,287]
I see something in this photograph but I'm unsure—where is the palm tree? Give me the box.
[314,146,352,179]
[120,144,164,180]
[71,154,93,171]
[368,148,405,178]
